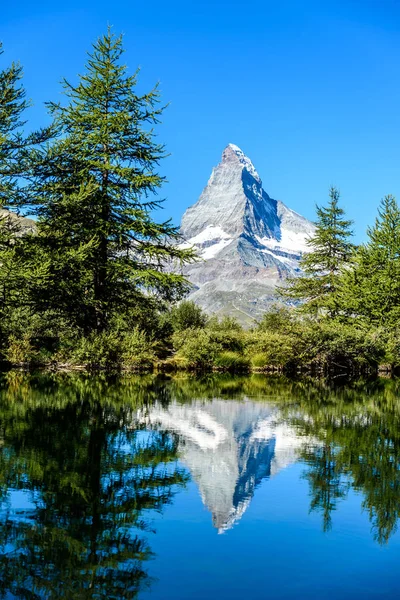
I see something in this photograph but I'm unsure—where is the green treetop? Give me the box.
[0,42,30,207]
[0,45,31,343]
[281,186,354,317]
[25,30,195,333]
[338,195,400,326]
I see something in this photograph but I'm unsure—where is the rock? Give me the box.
[0,209,36,235]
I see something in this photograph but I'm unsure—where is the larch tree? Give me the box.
[0,43,31,337]
[25,30,195,333]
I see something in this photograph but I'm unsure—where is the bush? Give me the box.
[301,321,385,368]
[246,331,297,367]
[250,353,270,368]
[70,329,158,371]
[256,305,293,333]
[207,315,242,332]
[166,301,208,332]
[4,334,38,365]
[214,351,250,372]
[172,328,218,369]
[71,331,123,370]
[122,329,157,370]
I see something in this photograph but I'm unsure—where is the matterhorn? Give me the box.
[180,144,315,323]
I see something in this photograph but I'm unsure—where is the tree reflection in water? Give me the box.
[0,372,188,599]
[0,372,400,598]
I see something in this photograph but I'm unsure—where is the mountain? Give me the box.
[140,398,308,533]
[180,144,315,324]
[0,209,36,235]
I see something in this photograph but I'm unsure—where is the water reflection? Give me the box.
[0,373,188,599]
[144,400,308,532]
[0,373,400,597]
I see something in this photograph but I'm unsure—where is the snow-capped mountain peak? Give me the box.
[180,145,315,323]
[224,143,261,183]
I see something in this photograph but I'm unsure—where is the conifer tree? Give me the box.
[280,187,354,317]
[0,42,30,207]
[25,30,195,333]
[338,195,400,326]
[0,44,31,340]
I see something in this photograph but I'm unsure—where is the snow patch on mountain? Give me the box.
[181,224,234,259]
[255,227,311,255]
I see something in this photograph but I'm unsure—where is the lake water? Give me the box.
[1,372,400,599]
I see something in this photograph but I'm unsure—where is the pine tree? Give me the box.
[280,186,354,317]
[25,30,195,333]
[338,195,400,326]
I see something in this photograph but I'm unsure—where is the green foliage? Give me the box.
[214,351,250,372]
[4,334,37,365]
[21,30,195,333]
[281,187,354,317]
[121,329,157,369]
[296,321,385,368]
[246,331,297,367]
[70,331,123,370]
[207,315,242,332]
[338,195,400,327]
[250,352,270,368]
[166,300,208,332]
[69,329,157,370]
[256,305,294,332]
[172,328,217,369]
[0,42,30,205]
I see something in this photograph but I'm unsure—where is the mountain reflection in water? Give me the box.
[144,400,309,532]
[0,373,400,599]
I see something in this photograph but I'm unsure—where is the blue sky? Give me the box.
[3,0,400,241]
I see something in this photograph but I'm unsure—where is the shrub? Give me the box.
[167,301,208,332]
[250,353,269,368]
[256,305,293,333]
[302,321,385,368]
[71,331,123,370]
[207,315,242,332]
[172,328,218,369]
[122,329,157,370]
[206,316,245,352]
[5,334,38,365]
[214,351,250,372]
[246,331,297,367]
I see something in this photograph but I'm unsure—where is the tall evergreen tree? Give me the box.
[338,195,400,326]
[0,42,30,207]
[280,187,354,317]
[0,44,31,343]
[24,30,195,333]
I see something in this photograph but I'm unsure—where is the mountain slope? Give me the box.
[180,144,315,323]
[0,209,36,235]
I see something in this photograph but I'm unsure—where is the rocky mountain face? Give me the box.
[0,209,36,235]
[180,144,315,324]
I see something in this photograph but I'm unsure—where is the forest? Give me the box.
[1,30,400,374]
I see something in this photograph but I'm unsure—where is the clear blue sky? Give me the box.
[3,0,400,241]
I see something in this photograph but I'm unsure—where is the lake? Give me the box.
[0,372,400,599]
